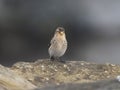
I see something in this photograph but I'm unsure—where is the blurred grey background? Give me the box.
[0,0,120,66]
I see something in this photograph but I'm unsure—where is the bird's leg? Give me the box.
[50,56,65,63]
[59,60,66,63]
[50,56,55,61]
[57,57,66,63]
[56,57,60,61]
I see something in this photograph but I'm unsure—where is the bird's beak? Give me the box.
[60,31,64,35]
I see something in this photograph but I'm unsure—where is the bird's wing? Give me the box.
[50,37,55,44]
[48,37,55,47]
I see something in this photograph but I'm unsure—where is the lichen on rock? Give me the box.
[0,59,120,90]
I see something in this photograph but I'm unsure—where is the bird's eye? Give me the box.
[59,29,64,32]
[59,28,62,30]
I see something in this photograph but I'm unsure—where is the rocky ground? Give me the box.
[0,59,120,90]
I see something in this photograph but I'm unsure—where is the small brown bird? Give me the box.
[48,27,67,62]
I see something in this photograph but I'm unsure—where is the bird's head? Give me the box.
[55,27,65,36]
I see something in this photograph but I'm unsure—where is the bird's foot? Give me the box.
[58,59,66,63]
[60,60,66,63]
[50,57,65,63]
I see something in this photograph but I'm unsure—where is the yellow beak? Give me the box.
[60,31,64,35]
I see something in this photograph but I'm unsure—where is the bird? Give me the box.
[48,27,67,62]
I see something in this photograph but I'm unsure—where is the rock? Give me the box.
[11,59,120,86]
[37,79,120,90]
[0,59,120,90]
[0,64,36,90]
